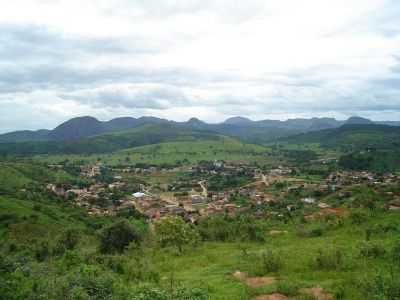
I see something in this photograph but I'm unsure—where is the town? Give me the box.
[46,160,400,223]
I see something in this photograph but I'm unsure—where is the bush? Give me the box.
[154,216,199,254]
[99,220,142,254]
[359,271,400,299]
[129,285,209,300]
[0,213,19,227]
[359,242,386,259]
[349,211,368,225]
[261,250,284,273]
[197,216,233,241]
[277,280,301,296]
[35,241,50,262]
[297,225,325,238]
[313,248,345,270]
[391,239,400,266]
[54,228,81,256]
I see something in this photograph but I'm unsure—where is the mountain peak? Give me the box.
[224,116,253,125]
[49,116,103,140]
[187,117,204,124]
[345,116,373,125]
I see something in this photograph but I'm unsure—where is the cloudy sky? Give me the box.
[1,0,400,132]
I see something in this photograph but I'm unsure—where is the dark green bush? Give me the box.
[261,250,283,273]
[313,248,345,270]
[99,220,142,254]
[359,242,386,259]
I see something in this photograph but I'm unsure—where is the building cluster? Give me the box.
[46,162,400,221]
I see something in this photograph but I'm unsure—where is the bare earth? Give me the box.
[299,287,333,300]
[232,271,276,287]
[254,293,289,300]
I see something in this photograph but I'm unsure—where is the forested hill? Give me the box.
[2,115,399,145]
[0,124,221,156]
[278,124,400,151]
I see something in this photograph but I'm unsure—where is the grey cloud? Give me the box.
[60,84,191,110]
[0,24,154,61]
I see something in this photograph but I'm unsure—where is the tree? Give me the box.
[99,220,142,253]
[154,216,199,254]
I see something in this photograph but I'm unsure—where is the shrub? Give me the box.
[154,216,199,254]
[62,228,81,250]
[297,225,325,238]
[35,241,50,262]
[359,271,400,299]
[261,250,283,273]
[276,280,300,296]
[54,229,81,256]
[349,211,368,225]
[129,286,209,300]
[0,213,19,227]
[391,239,400,266]
[313,248,345,270]
[99,220,142,254]
[197,216,233,241]
[359,242,386,259]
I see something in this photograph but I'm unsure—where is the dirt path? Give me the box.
[254,294,288,300]
[232,271,276,288]
[198,180,207,197]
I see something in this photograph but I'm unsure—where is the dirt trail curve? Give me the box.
[198,180,208,197]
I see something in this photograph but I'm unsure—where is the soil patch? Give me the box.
[254,293,288,300]
[269,230,288,235]
[232,271,276,287]
[299,287,333,300]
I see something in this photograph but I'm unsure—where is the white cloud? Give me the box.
[1,0,400,132]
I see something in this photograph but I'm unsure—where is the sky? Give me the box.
[1,0,400,132]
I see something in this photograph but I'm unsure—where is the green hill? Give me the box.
[0,124,221,156]
[279,124,400,151]
[36,137,271,166]
[278,124,400,172]
[0,161,76,195]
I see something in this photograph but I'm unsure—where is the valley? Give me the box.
[1,117,400,299]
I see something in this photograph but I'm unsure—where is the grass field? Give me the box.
[34,137,273,166]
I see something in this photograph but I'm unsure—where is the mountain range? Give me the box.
[1,115,399,144]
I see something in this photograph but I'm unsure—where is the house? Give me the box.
[133,192,147,198]
[302,197,316,204]
[191,195,206,205]
[388,200,400,210]
[318,202,331,209]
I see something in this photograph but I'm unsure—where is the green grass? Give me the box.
[0,161,74,194]
[143,211,400,299]
[34,137,272,166]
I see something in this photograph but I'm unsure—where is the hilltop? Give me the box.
[2,115,399,144]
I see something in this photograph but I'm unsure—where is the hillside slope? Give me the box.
[279,124,400,151]
[0,124,222,156]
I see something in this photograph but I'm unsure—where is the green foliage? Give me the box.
[276,280,301,296]
[391,239,400,266]
[99,220,142,254]
[0,124,222,156]
[358,241,386,259]
[197,215,265,242]
[349,210,368,225]
[313,248,346,271]
[129,286,209,300]
[37,137,269,166]
[296,225,325,238]
[154,216,200,254]
[261,250,284,273]
[208,173,253,191]
[359,271,400,299]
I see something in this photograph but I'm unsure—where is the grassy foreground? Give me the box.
[2,188,400,299]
